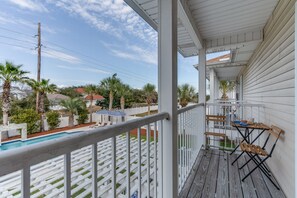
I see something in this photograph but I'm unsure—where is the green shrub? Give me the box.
[77,108,88,124]
[11,109,40,134]
[46,111,61,130]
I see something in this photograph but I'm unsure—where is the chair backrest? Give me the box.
[206,115,226,123]
[268,125,284,139]
[266,125,284,155]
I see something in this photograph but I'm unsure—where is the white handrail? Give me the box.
[177,103,204,114]
[0,112,169,177]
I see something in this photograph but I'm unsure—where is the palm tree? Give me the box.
[100,73,121,110]
[28,79,57,131]
[178,83,196,107]
[60,98,85,127]
[143,83,156,115]
[0,61,29,125]
[219,80,235,100]
[117,83,131,111]
[84,84,97,123]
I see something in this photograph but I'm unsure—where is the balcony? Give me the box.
[179,149,286,198]
[0,103,286,197]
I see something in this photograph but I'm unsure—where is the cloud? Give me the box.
[46,0,157,45]
[0,12,56,34]
[108,43,157,65]
[8,0,48,12]
[57,65,111,75]
[43,49,81,64]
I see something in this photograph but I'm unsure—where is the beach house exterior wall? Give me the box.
[242,1,295,197]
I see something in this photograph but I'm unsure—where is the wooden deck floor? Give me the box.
[179,149,286,198]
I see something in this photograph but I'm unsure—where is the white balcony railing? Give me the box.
[206,102,265,151]
[0,113,169,198]
[177,104,204,192]
[0,104,205,198]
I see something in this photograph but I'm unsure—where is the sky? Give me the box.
[0,0,228,92]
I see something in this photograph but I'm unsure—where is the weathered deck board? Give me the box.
[237,156,258,198]
[201,149,219,197]
[245,155,272,198]
[260,170,286,198]
[216,151,229,198]
[179,149,204,198]
[187,149,212,198]
[229,154,243,198]
[179,149,286,198]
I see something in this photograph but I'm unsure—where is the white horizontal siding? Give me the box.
[242,1,295,197]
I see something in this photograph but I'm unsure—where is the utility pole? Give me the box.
[36,22,41,113]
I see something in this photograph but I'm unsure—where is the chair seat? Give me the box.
[204,132,226,137]
[240,143,268,156]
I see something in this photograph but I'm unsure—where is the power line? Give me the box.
[0,35,35,45]
[42,50,152,84]
[0,27,156,83]
[0,27,33,38]
[42,45,155,83]
[0,41,33,50]
[42,40,155,82]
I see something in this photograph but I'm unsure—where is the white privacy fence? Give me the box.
[177,104,204,192]
[123,105,158,116]
[205,102,265,151]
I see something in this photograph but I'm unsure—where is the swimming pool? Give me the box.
[0,132,76,151]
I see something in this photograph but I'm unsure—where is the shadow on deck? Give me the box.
[179,149,286,198]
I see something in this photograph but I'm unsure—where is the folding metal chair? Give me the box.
[204,115,227,152]
[238,125,284,190]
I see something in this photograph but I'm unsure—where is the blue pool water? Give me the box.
[0,132,74,151]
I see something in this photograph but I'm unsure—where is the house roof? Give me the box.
[85,94,104,100]
[47,93,69,101]
[207,54,230,64]
[75,87,85,94]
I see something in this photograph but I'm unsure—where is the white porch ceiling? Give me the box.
[125,0,279,80]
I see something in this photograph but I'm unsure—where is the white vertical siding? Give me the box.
[243,0,295,197]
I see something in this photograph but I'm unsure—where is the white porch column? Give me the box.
[198,48,206,146]
[239,75,243,102]
[209,69,215,103]
[158,0,178,197]
[215,75,219,101]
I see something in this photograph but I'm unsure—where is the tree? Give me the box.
[46,111,60,130]
[59,86,82,98]
[0,61,29,125]
[11,109,40,134]
[84,84,97,123]
[60,98,85,127]
[178,84,196,107]
[219,80,235,100]
[143,83,156,115]
[100,73,121,110]
[27,79,57,131]
[117,83,131,111]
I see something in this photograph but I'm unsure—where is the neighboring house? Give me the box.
[196,54,236,101]
[74,87,104,107]
[0,85,33,99]
[47,93,70,110]
[84,94,104,107]
[74,87,86,96]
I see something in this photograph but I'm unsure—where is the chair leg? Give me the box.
[247,153,271,176]
[239,153,257,170]
[256,155,270,173]
[242,157,268,181]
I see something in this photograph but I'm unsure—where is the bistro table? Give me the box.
[230,122,270,155]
